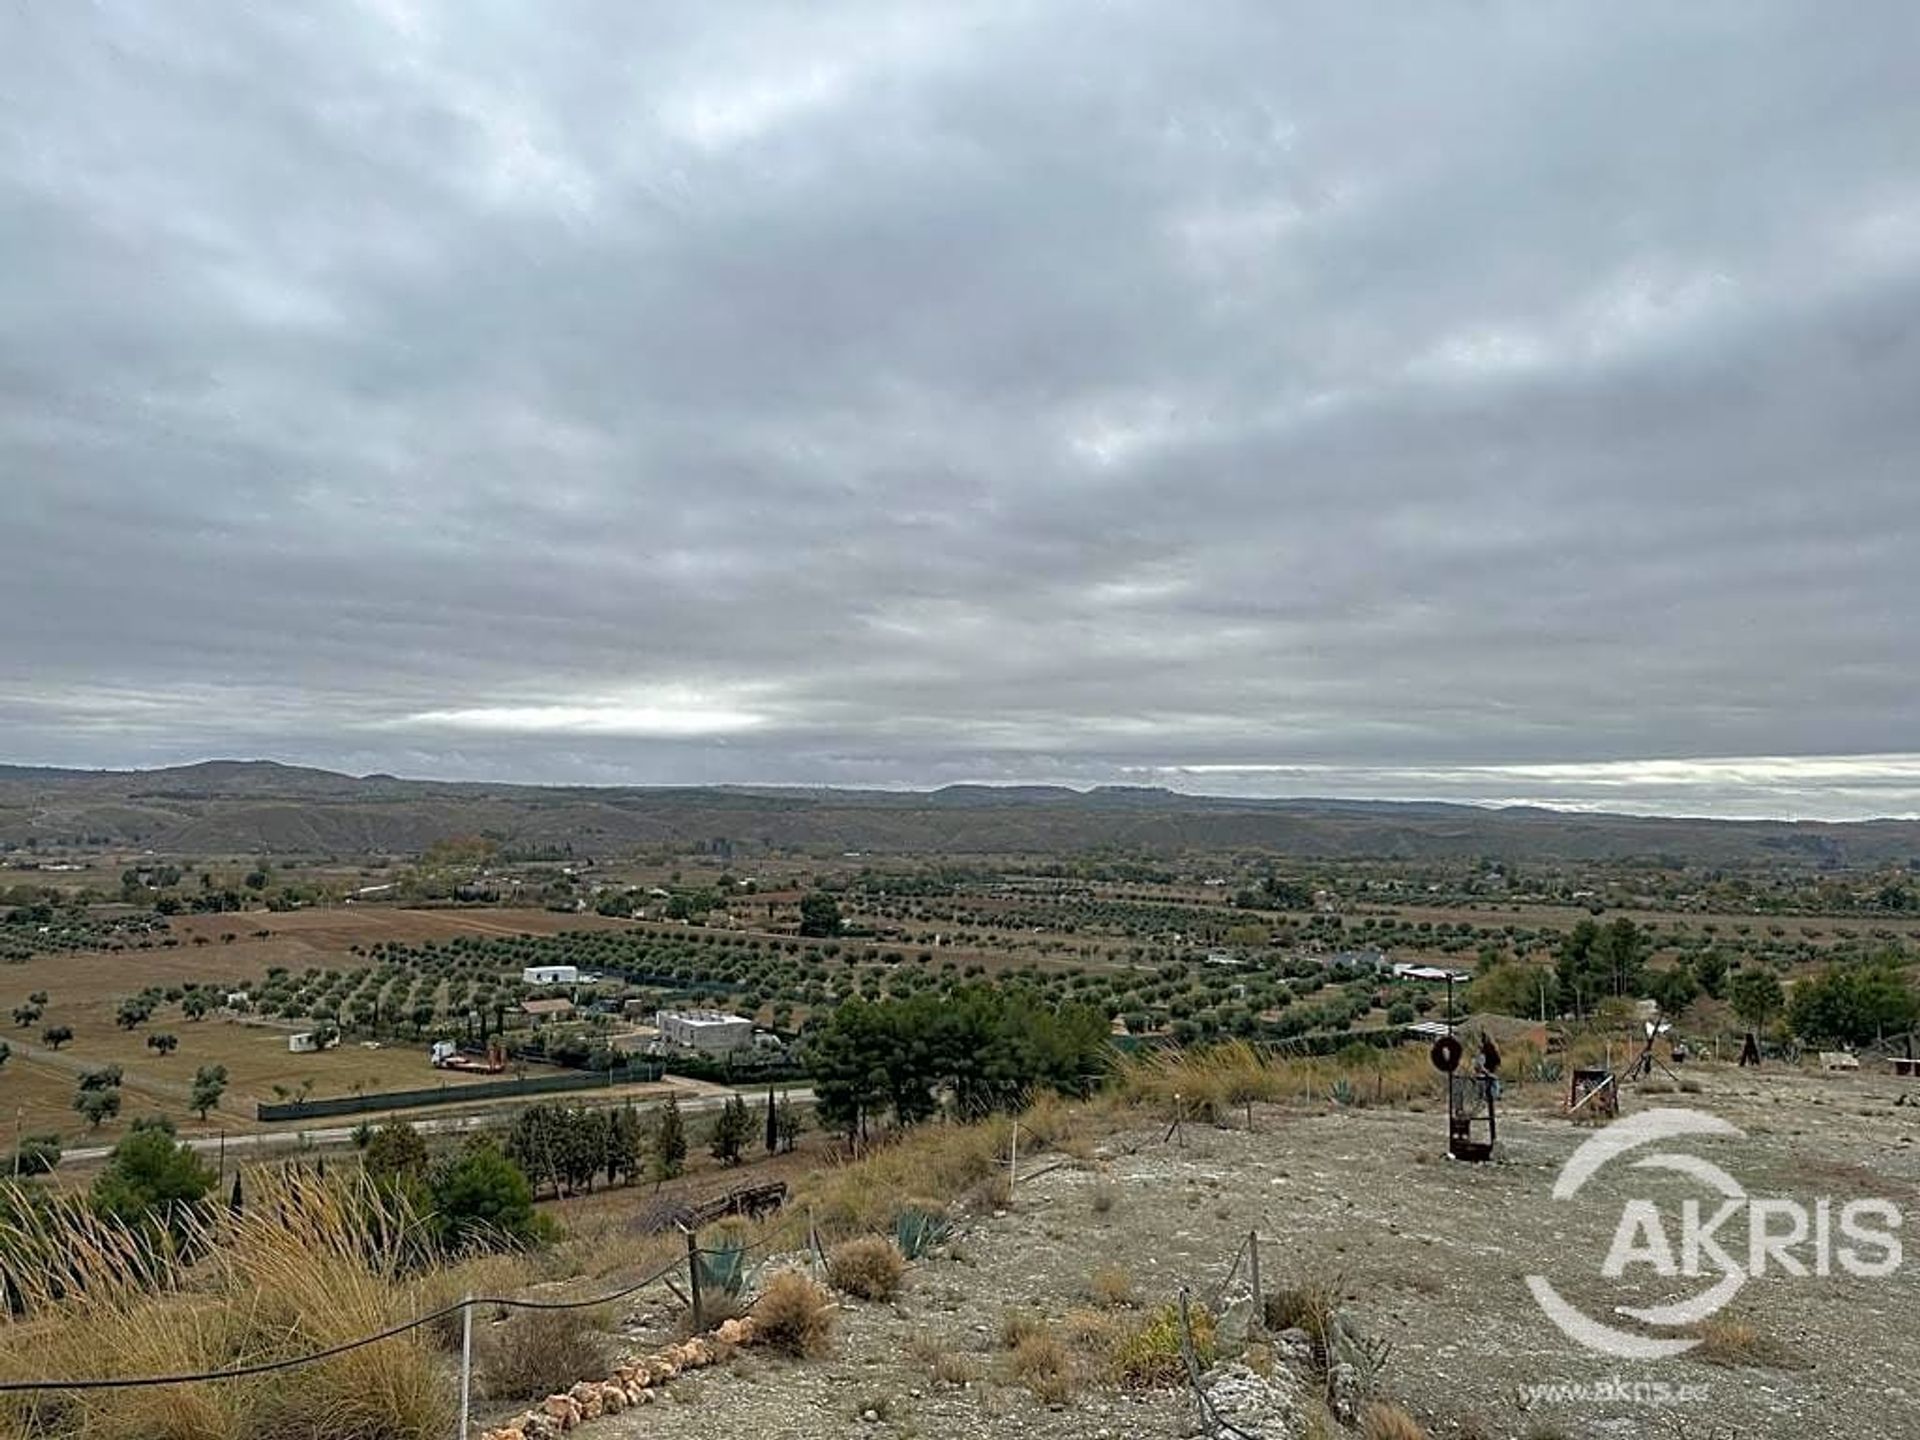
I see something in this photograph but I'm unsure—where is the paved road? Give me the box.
[61,1085,815,1165]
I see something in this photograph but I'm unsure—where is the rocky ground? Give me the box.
[488,1061,1920,1440]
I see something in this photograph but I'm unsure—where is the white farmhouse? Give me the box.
[655,1009,754,1055]
[521,964,579,987]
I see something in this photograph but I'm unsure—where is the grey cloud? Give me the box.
[3,1,1920,818]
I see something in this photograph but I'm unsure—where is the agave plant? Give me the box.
[893,1204,952,1260]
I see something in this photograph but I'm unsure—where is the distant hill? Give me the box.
[2,759,1918,866]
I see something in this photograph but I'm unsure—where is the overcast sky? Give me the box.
[4,3,1919,819]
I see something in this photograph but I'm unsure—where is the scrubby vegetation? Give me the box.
[750,1269,836,1357]
[826,1236,907,1301]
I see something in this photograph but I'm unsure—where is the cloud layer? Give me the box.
[4,3,1919,818]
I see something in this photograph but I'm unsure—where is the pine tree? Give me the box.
[710,1093,751,1166]
[776,1095,805,1153]
[228,1169,244,1213]
[606,1104,644,1186]
[652,1095,687,1183]
[764,1088,778,1155]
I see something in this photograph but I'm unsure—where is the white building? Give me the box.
[1392,963,1469,983]
[655,1009,754,1055]
[521,964,579,986]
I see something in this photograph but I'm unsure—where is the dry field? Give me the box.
[0,908,639,1146]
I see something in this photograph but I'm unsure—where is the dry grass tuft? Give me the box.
[751,1269,836,1357]
[1687,1316,1808,1370]
[1087,1263,1135,1309]
[826,1235,907,1302]
[1059,1306,1124,1352]
[904,1330,981,1386]
[1264,1269,1346,1368]
[0,1169,453,1440]
[999,1306,1051,1350]
[477,1306,610,1400]
[1088,1174,1117,1215]
[1008,1332,1076,1406]
[1117,1040,1438,1120]
[1358,1400,1431,1440]
[799,1114,1016,1237]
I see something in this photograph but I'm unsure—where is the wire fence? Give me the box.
[0,1254,685,1395]
[6,1121,1300,1439]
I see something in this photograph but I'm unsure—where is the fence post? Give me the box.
[1246,1231,1263,1337]
[684,1225,703,1330]
[457,1294,473,1439]
[1007,1120,1018,1205]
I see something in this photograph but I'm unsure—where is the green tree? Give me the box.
[1788,962,1917,1047]
[189,1064,228,1120]
[362,1120,430,1184]
[605,1104,645,1186]
[7,1133,61,1176]
[40,1024,72,1051]
[92,1118,212,1241]
[73,1086,122,1130]
[78,1064,123,1091]
[1692,949,1729,999]
[764,1089,778,1155]
[0,1040,9,1069]
[1647,963,1700,1020]
[428,1139,539,1250]
[709,1094,752,1165]
[12,1004,40,1028]
[798,892,842,938]
[652,1095,687,1183]
[775,1096,805,1153]
[1729,969,1785,1031]
[1470,961,1554,1019]
[146,1032,179,1057]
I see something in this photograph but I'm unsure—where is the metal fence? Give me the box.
[254,1062,666,1121]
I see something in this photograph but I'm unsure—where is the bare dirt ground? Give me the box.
[559,1063,1920,1440]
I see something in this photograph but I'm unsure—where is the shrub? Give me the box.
[827,1235,906,1301]
[6,1134,61,1176]
[751,1268,835,1356]
[1110,1302,1216,1389]
[478,1306,610,1399]
[1089,1175,1117,1215]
